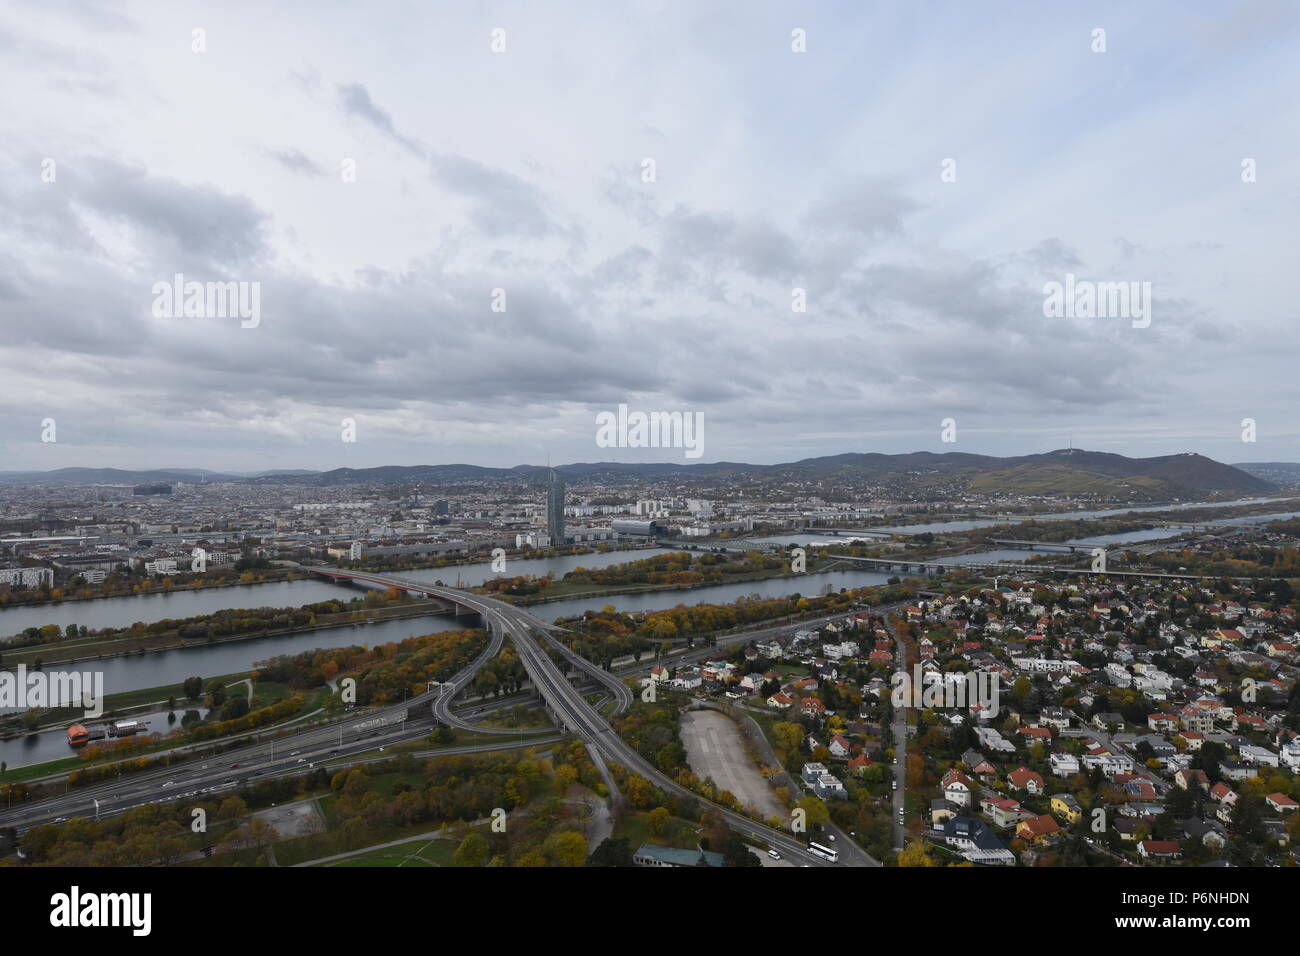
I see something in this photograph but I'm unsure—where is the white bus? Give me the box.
[808,841,838,863]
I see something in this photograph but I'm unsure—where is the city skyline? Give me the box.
[2,1,1298,471]
[2,0,1299,897]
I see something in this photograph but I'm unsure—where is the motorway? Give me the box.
[317,570,871,865]
[5,567,891,864]
[425,596,554,736]
[3,708,447,832]
[0,615,570,833]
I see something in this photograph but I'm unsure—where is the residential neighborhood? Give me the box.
[638,573,1300,867]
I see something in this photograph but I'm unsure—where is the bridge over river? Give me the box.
[306,567,860,866]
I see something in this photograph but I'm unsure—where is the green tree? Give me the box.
[646,807,670,835]
[586,837,633,867]
[453,832,489,867]
[542,830,588,867]
[795,795,830,829]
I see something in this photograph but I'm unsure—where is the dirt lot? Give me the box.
[254,798,324,838]
[679,709,785,821]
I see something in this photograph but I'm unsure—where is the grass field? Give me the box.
[320,837,456,867]
[0,755,83,783]
[611,809,701,852]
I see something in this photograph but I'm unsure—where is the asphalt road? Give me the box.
[7,568,901,866]
[891,617,907,852]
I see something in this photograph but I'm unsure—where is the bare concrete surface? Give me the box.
[254,797,324,838]
[680,710,785,821]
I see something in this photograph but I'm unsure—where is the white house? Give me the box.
[1049,752,1081,777]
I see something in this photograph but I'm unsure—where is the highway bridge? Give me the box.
[306,568,615,731]
[825,552,1257,582]
[1,567,870,864]
[309,567,854,865]
[797,526,905,538]
[988,539,1090,553]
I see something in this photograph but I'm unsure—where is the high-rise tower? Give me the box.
[546,468,566,545]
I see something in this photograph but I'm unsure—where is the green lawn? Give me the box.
[612,810,701,852]
[479,704,552,730]
[0,755,83,783]
[321,837,456,867]
[247,680,295,708]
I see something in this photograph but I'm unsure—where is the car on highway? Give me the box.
[891,779,897,790]
[229,763,239,769]
[767,849,781,860]
[162,781,175,789]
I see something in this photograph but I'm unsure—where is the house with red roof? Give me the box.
[1016,814,1061,843]
[800,697,827,717]
[1266,793,1298,813]
[847,753,873,776]
[1147,713,1179,732]
[1138,840,1182,860]
[941,768,974,808]
[1007,767,1045,795]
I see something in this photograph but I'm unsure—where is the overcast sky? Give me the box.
[2,0,1298,473]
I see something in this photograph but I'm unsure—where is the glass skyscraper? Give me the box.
[546,468,566,545]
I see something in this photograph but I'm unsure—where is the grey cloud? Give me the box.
[430,153,558,239]
[266,148,323,176]
[337,82,424,157]
[1,3,1291,469]
[804,177,919,239]
[657,207,801,283]
[1023,238,1083,272]
[72,159,269,270]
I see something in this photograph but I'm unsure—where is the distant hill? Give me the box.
[0,450,1274,499]
[1234,462,1300,490]
[960,451,1268,499]
[0,467,242,486]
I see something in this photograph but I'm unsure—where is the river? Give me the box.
[749,498,1295,547]
[0,547,672,642]
[0,613,473,768]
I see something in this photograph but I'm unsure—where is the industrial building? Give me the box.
[611,519,664,538]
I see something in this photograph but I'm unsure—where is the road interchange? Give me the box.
[4,567,887,865]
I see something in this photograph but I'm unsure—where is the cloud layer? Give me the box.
[1,1,1297,471]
